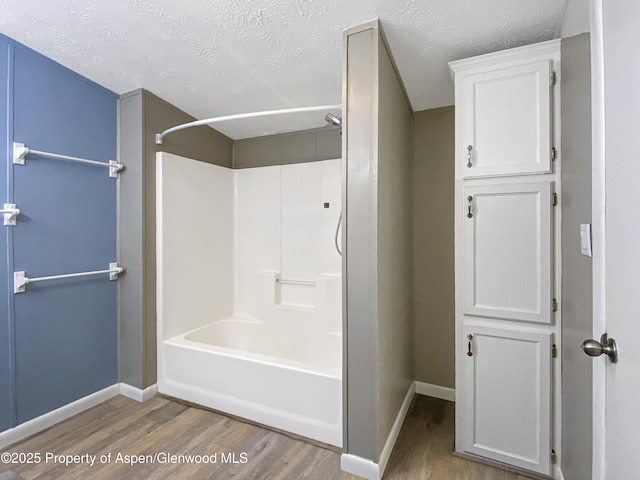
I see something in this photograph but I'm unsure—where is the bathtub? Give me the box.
[158,317,343,447]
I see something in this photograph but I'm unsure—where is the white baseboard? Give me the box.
[0,384,120,450]
[119,383,158,403]
[341,382,415,480]
[415,381,455,402]
[0,382,159,450]
[378,382,415,477]
[341,454,380,480]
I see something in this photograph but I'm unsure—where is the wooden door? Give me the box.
[462,60,552,178]
[463,323,552,475]
[463,182,553,324]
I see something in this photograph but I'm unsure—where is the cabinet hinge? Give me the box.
[551,449,557,463]
[552,193,558,206]
[551,71,557,86]
[551,147,557,162]
[552,298,558,312]
[552,344,558,358]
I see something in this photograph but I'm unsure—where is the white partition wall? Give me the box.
[157,153,342,339]
[156,152,234,341]
[234,160,342,321]
[280,161,342,285]
[232,166,281,318]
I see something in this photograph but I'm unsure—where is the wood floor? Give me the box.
[384,396,533,480]
[0,394,533,480]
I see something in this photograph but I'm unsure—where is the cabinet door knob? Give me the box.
[467,196,473,218]
[467,334,473,356]
[467,145,473,168]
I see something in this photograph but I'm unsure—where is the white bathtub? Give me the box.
[158,317,343,447]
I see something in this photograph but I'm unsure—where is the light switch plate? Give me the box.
[580,223,592,257]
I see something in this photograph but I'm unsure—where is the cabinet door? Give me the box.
[463,324,551,475]
[462,60,552,178]
[463,182,553,324]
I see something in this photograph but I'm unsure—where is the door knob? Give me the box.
[581,333,618,363]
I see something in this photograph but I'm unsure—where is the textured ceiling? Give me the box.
[0,0,568,139]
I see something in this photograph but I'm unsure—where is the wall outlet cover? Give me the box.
[580,223,592,257]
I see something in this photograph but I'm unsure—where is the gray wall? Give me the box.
[413,106,455,389]
[233,127,341,168]
[375,29,414,456]
[344,23,379,460]
[343,19,414,463]
[118,89,232,388]
[560,33,592,480]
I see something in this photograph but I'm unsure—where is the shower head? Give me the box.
[325,113,342,129]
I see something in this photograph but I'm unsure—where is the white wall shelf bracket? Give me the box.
[13,142,28,165]
[109,160,124,178]
[1,204,20,226]
[14,263,124,294]
[109,262,123,280]
[14,272,28,294]
[12,142,123,178]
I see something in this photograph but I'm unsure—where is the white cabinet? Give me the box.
[451,39,560,478]
[463,182,553,324]
[452,52,555,178]
[463,324,552,475]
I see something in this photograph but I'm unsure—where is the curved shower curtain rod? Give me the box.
[155,104,342,145]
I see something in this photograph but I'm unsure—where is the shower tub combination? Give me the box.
[156,152,343,447]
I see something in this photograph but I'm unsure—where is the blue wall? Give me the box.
[1,39,11,433]
[1,35,118,430]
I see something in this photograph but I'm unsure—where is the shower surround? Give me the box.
[156,152,342,446]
